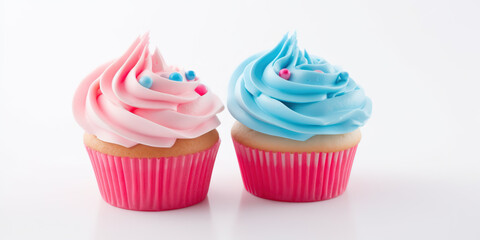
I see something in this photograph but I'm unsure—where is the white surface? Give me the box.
[1,0,480,239]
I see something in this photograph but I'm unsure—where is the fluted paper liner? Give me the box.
[233,139,357,202]
[85,140,220,211]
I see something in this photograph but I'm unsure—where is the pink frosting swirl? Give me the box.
[73,34,224,148]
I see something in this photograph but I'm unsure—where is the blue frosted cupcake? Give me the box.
[228,33,372,202]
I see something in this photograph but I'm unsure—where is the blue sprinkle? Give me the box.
[139,76,153,88]
[169,72,183,82]
[185,70,196,81]
[337,72,349,82]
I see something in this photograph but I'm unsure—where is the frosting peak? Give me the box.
[227,33,372,141]
[73,33,224,148]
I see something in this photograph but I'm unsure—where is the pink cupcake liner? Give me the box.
[85,140,220,211]
[233,139,357,202]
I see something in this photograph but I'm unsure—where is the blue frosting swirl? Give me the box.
[227,33,372,141]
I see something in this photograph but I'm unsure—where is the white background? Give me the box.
[1,0,480,239]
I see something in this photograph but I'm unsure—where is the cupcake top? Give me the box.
[227,33,372,141]
[73,33,224,148]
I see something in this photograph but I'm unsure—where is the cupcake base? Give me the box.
[233,139,357,202]
[86,140,220,211]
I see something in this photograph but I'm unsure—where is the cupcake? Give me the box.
[228,33,372,202]
[73,33,224,211]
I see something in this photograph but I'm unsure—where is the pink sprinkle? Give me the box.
[195,84,208,96]
[279,68,291,80]
[315,70,324,73]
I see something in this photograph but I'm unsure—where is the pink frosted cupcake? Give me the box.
[73,33,224,211]
[227,33,372,202]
